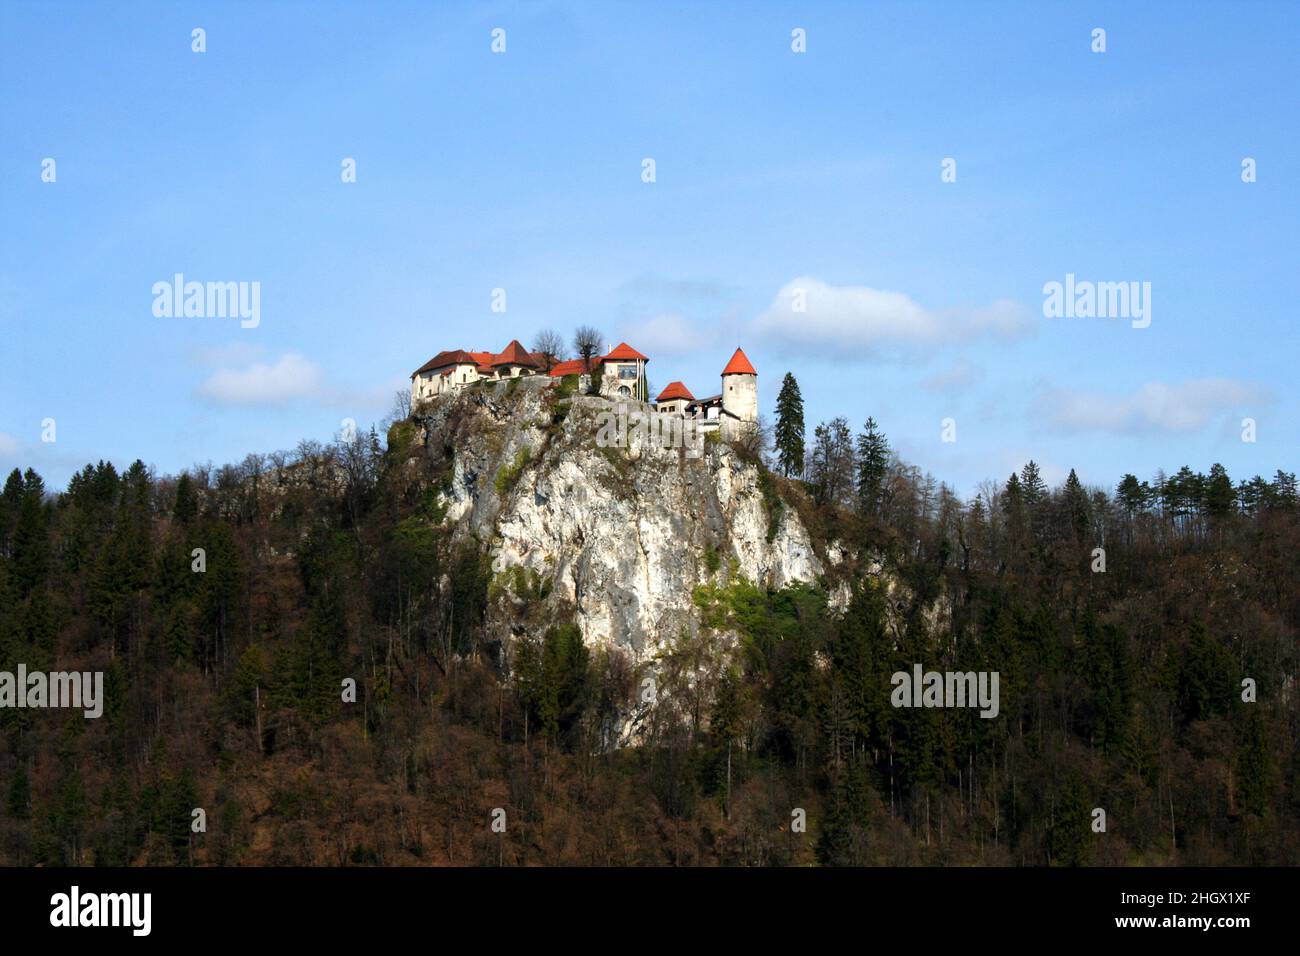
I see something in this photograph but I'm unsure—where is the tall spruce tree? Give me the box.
[856,417,890,517]
[773,372,805,478]
[1063,468,1090,542]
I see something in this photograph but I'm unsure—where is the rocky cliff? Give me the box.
[411,377,824,662]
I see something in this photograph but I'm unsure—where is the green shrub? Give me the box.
[703,542,722,574]
[756,466,785,543]
[386,420,416,456]
[494,447,532,497]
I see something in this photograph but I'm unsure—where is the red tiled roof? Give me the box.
[548,357,604,377]
[605,342,649,361]
[418,339,651,380]
[416,341,555,378]
[721,348,756,375]
[413,349,480,377]
[492,339,542,368]
[656,381,694,402]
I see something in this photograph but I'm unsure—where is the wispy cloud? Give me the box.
[618,312,721,356]
[1042,378,1270,434]
[617,275,725,301]
[922,360,983,393]
[196,353,324,405]
[753,277,1033,355]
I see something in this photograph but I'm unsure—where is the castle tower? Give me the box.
[720,348,757,441]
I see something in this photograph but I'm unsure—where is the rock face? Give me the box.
[414,377,823,661]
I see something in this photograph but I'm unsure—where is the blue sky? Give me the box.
[2,0,1297,496]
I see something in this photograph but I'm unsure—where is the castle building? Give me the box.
[650,348,757,439]
[719,347,759,441]
[411,340,757,438]
[410,338,550,402]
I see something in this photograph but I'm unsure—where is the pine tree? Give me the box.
[855,417,889,517]
[0,468,23,554]
[1204,463,1234,519]
[12,469,49,597]
[1020,461,1047,509]
[1272,470,1297,509]
[1116,473,1145,518]
[174,472,197,525]
[773,372,805,478]
[1046,774,1089,866]
[1063,468,1090,542]
[1236,709,1272,819]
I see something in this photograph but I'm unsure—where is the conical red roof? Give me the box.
[605,342,649,361]
[721,348,756,375]
[656,381,695,402]
[492,339,539,367]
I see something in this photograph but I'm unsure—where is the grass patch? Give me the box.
[494,447,532,497]
[756,466,785,543]
[703,542,721,574]
[489,565,553,603]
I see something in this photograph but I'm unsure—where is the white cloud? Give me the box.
[753,277,1033,354]
[1043,378,1270,434]
[196,353,323,405]
[0,432,20,461]
[619,312,717,355]
[921,360,982,392]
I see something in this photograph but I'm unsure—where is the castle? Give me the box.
[411,339,758,440]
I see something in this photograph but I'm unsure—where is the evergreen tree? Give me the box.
[1046,774,1089,866]
[174,472,198,525]
[1177,622,1235,723]
[1116,473,1145,518]
[0,468,23,554]
[1020,461,1048,509]
[1063,469,1090,542]
[516,624,590,744]
[855,417,890,517]
[1204,463,1234,519]
[1236,709,1272,819]
[11,469,49,597]
[773,372,805,478]
[1271,470,1297,509]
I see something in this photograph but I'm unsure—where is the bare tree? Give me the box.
[573,325,604,373]
[391,388,412,421]
[532,329,566,372]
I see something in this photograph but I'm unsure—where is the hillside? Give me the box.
[0,377,1297,866]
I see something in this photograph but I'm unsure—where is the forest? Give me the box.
[0,370,1296,866]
